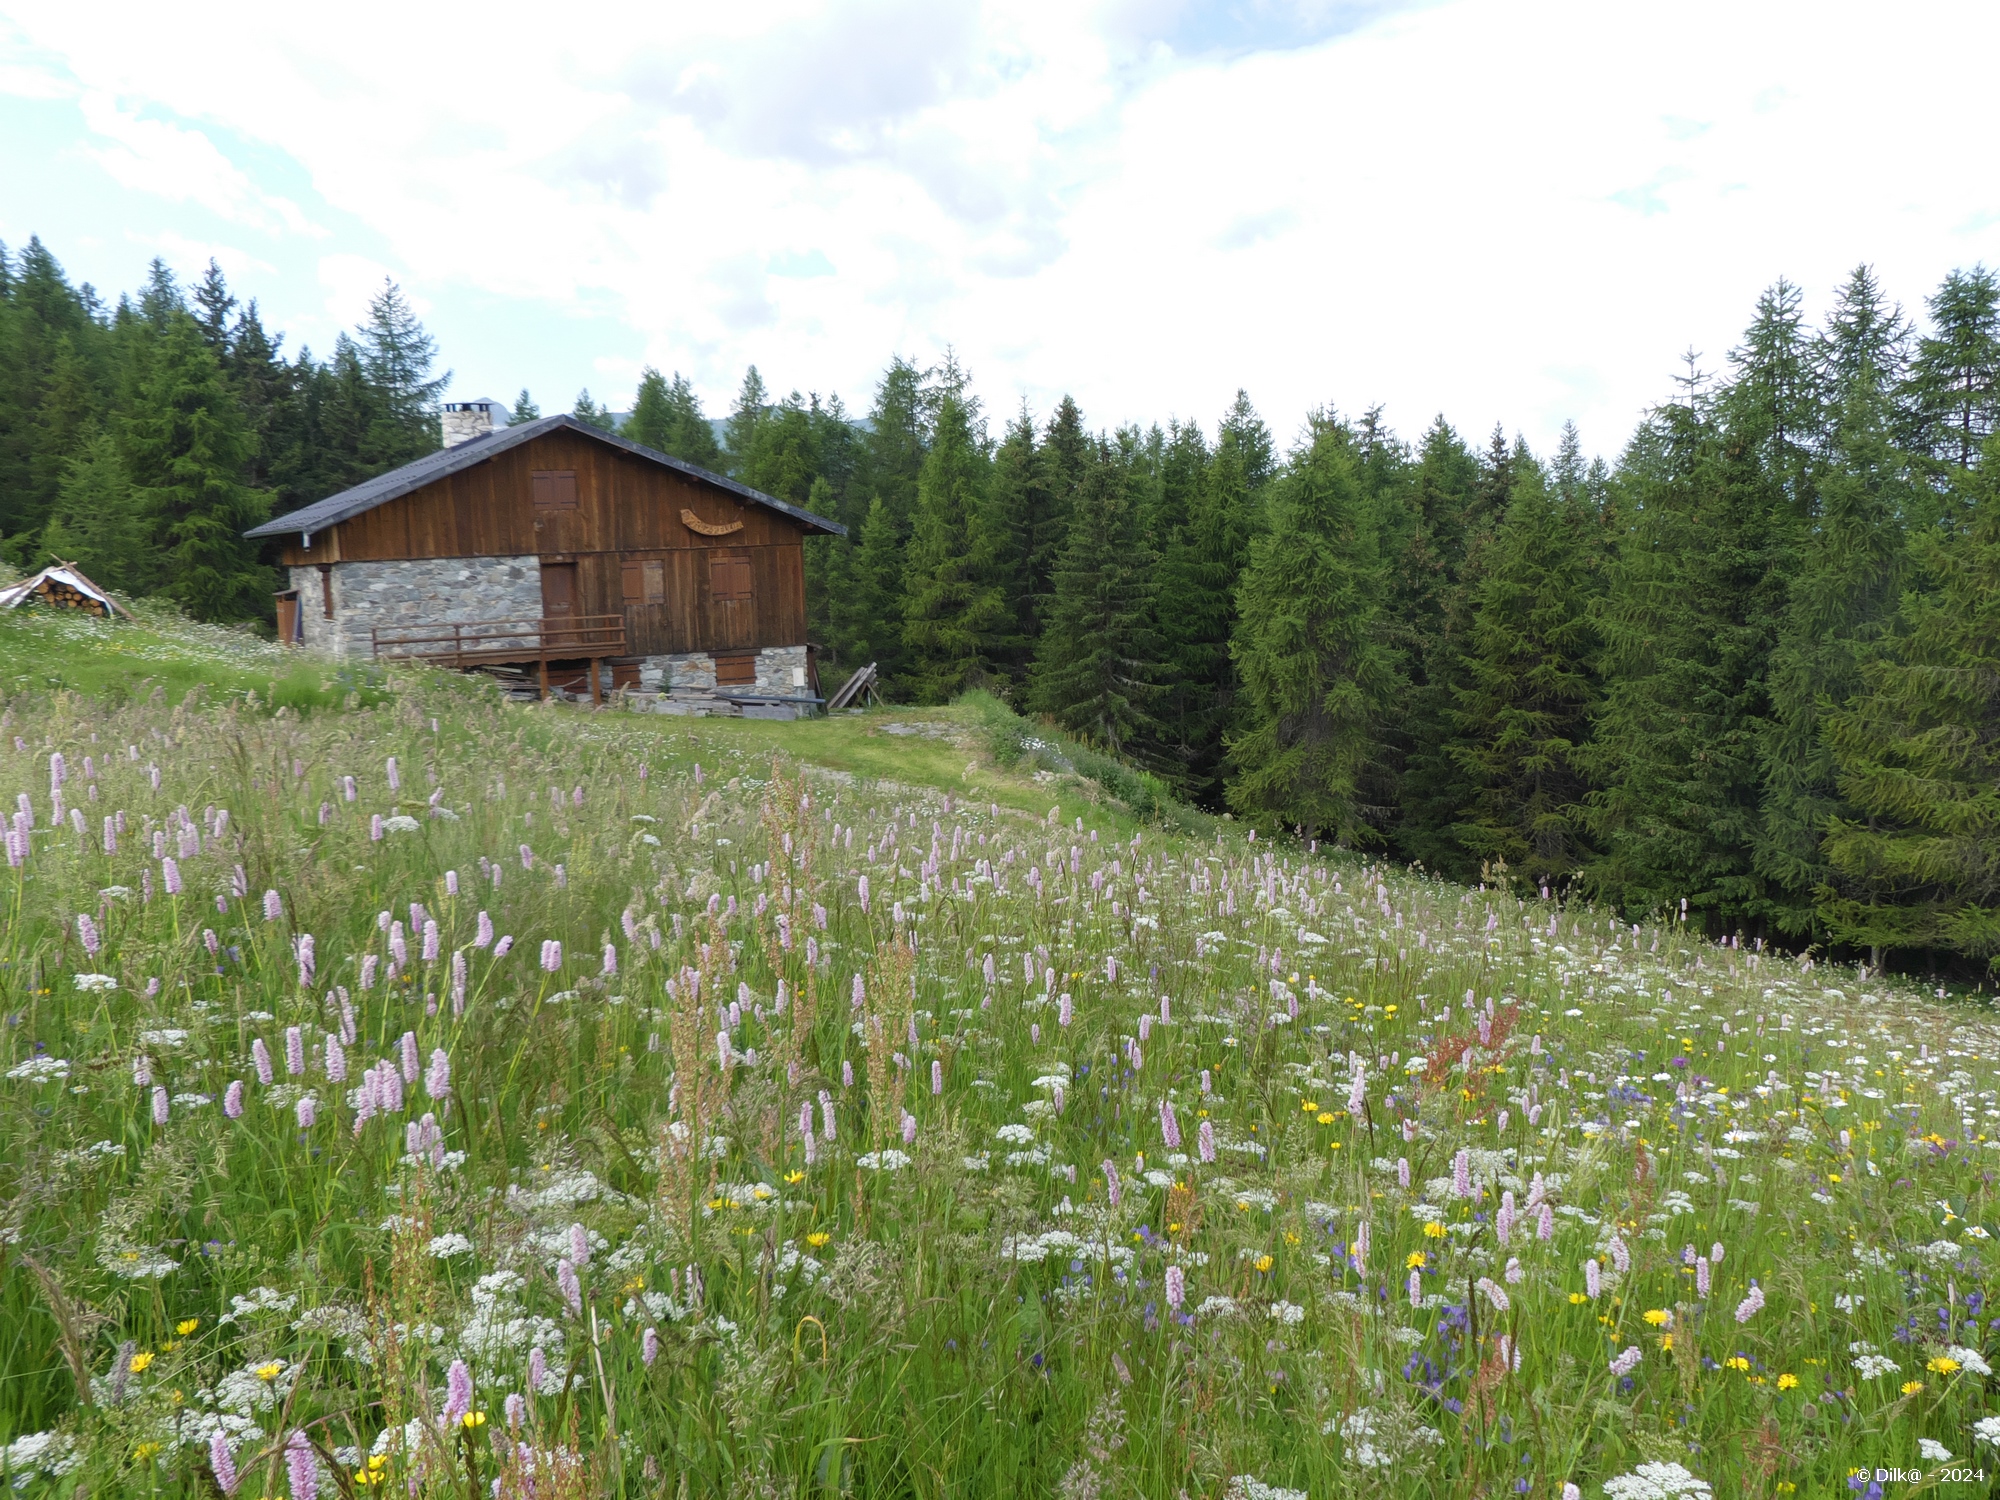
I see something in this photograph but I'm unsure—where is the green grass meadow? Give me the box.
[2,608,1998,1499]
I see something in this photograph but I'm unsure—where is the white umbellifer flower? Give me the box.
[1919,1438,1952,1463]
[1601,1461,1712,1499]
[73,973,118,991]
[1854,1354,1902,1380]
[1974,1414,2000,1446]
[1945,1345,1992,1376]
[427,1233,474,1258]
[994,1123,1036,1145]
[856,1150,911,1172]
[382,814,421,833]
[1332,1407,1396,1468]
[1269,1301,1305,1326]
[2,1431,81,1480]
[7,1057,70,1082]
[1225,1477,1308,1500]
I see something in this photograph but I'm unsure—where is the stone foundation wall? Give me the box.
[289,557,541,657]
[631,645,810,694]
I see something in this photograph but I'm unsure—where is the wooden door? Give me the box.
[541,562,578,617]
[540,562,578,651]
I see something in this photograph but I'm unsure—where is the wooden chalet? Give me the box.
[245,401,843,712]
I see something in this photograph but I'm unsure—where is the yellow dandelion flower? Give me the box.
[1643,1309,1670,1328]
[128,1351,154,1374]
[1777,1373,1799,1390]
[806,1231,831,1248]
[1301,1100,1318,1113]
[1406,1251,1427,1270]
[1569,1293,1589,1305]
[176,1319,200,1336]
[1724,1356,1750,1372]
[1927,1356,1960,1375]
[255,1362,285,1381]
[1254,1254,1274,1273]
[462,1411,487,1429]
[133,1442,162,1462]
[1317,1112,1335,1125]
[1423,1221,1447,1239]
[1901,1380,1925,1396]
[783,1170,805,1184]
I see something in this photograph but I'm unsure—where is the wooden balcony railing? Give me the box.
[370,615,626,702]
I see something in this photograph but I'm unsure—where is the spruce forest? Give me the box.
[2,238,1996,978]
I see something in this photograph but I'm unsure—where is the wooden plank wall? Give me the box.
[279,431,809,657]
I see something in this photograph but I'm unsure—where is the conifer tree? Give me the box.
[983,406,1041,684]
[1024,396,1087,633]
[123,310,271,621]
[1905,265,1999,475]
[1390,418,1497,875]
[40,427,154,595]
[1818,437,2000,969]
[0,238,103,538]
[734,392,821,504]
[190,259,237,353]
[622,368,723,469]
[723,366,770,471]
[1449,453,1602,889]
[1582,376,1797,931]
[623,367,674,449]
[1756,373,1913,930]
[228,302,292,496]
[1152,418,1243,804]
[356,280,445,460]
[1726,277,1823,518]
[901,390,1008,702]
[1226,415,1399,844]
[667,373,723,470]
[846,494,908,683]
[571,389,613,431]
[509,389,541,424]
[1030,441,1160,756]
[1216,390,1276,509]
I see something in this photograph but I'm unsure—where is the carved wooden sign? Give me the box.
[681,507,745,537]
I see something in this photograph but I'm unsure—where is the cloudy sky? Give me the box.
[3,0,1996,458]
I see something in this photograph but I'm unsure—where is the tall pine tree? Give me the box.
[1818,437,2000,969]
[123,310,271,622]
[1583,370,1797,932]
[1226,415,1399,844]
[1448,447,1603,889]
[1030,441,1160,756]
[1756,371,1914,931]
[901,390,1008,702]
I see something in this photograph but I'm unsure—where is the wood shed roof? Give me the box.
[244,414,845,542]
[0,563,124,616]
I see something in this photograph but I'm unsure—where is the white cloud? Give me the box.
[75,91,319,237]
[4,0,1998,451]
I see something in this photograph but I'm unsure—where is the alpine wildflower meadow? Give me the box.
[3,652,1999,1497]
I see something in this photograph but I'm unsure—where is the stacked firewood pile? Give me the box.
[28,575,113,615]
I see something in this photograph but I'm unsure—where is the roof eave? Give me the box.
[243,414,847,541]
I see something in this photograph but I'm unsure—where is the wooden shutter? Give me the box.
[621,559,666,605]
[715,652,756,686]
[709,552,752,603]
[531,470,579,510]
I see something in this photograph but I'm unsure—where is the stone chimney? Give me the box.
[442,399,502,448]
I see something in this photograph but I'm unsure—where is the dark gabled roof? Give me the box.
[244,414,845,540]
